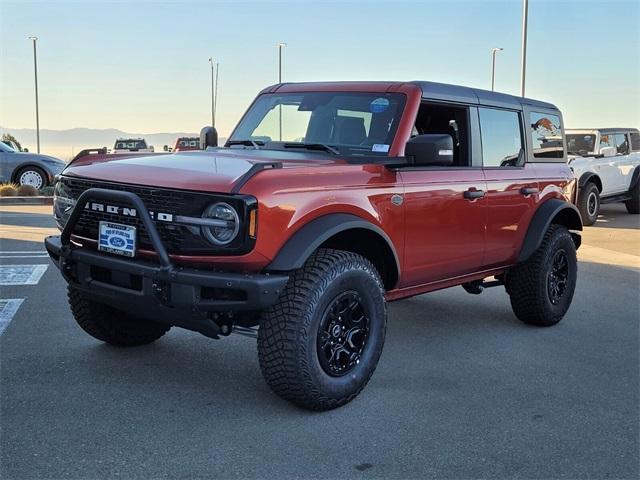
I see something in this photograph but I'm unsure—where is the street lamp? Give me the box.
[491,47,503,91]
[276,42,286,140]
[277,42,286,83]
[208,58,218,128]
[28,36,40,153]
[520,0,529,97]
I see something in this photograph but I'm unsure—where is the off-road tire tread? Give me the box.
[68,286,170,346]
[507,225,577,327]
[257,248,386,411]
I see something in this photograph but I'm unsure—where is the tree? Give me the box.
[1,133,23,151]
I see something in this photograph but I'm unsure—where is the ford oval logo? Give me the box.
[109,237,126,248]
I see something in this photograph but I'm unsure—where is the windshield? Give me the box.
[566,133,596,155]
[229,92,406,156]
[114,140,148,150]
[178,138,199,148]
[0,141,16,152]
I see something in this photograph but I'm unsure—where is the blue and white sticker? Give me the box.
[372,144,390,153]
[370,97,390,113]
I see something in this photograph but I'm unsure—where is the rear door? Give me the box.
[399,102,487,286]
[480,107,540,268]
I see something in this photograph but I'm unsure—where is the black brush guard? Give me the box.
[45,188,288,338]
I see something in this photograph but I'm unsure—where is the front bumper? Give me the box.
[45,188,288,338]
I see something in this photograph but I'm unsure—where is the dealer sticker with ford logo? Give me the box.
[98,221,136,257]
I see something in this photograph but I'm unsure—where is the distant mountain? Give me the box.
[0,126,225,160]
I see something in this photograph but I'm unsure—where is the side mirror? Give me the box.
[405,134,454,166]
[600,146,616,157]
[163,145,169,152]
[200,126,219,149]
[23,148,29,152]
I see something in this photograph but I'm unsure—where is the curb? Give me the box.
[0,196,53,205]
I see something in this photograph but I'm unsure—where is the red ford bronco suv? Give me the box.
[46,81,582,410]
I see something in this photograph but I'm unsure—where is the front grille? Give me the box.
[61,176,248,255]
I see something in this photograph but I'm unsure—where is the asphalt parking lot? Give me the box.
[1,203,638,479]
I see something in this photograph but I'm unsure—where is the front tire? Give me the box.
[68,286,170,346]
[17,166,47,189]
[625,180,639,214]
[577,182,599,226]
[257,249,387,411]
[507,225,577,327]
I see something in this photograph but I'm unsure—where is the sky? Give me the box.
[1,0,639,139]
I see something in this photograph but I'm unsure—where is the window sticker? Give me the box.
[370,97,390,113]
[372,144,390,153]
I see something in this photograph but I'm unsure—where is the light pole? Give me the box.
[520,0,529,97]
[214,61,219,127]
[491,47,503,91]
[28,36,40,153]
[208,58,216,128]
[277,43,286,140]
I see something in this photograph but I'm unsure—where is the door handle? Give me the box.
[463,189,485,200]
[520,187,539,195]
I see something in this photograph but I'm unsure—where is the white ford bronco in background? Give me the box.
[567,128,640,225]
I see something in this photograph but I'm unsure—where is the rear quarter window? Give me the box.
[630,132,640,152]
[529,112,564,159]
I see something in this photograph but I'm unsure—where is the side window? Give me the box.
[530,112,564,158]
[630,132,640,152]
[479,108,523,167]
[599,133,615,150]
[613,133,629,155]
[413,103,470,166]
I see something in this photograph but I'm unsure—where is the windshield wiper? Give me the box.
[227,139,264,149]
[283,142,340,155]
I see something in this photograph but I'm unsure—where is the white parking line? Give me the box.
[0,265,49,285]
[0,299,24,336]
[0,251,48,254]
[0,255,50,259]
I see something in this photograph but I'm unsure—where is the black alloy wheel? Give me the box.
[317,291,370,377]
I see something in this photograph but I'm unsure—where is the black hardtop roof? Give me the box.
[410,80,558,111]
[567,128,639,134]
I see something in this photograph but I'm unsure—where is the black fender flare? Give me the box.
[518,199,583,263]
[578,171,602,191]
[267,213,400,276]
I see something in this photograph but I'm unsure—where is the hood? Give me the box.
[18,152,65,165]
[62,148,343,193]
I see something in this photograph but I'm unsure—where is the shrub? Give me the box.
[0,183,18,197]
[39,186,55,197]
[17,184,39,196]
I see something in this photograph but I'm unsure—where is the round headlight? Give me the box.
[53,180,76,228]
[201,202,240,246]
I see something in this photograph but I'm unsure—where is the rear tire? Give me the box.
[506,225,577,327]
[577,182,599,226]
[257,249,387,411]
[68,286,170,346]
[625,180,639,214]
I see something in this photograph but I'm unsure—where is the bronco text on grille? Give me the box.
[55,176,256,255]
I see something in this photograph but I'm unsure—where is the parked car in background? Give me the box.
[0,141,65,189]
[567,128,640,225]
[173,137,200,151]
[112,138,154,154]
